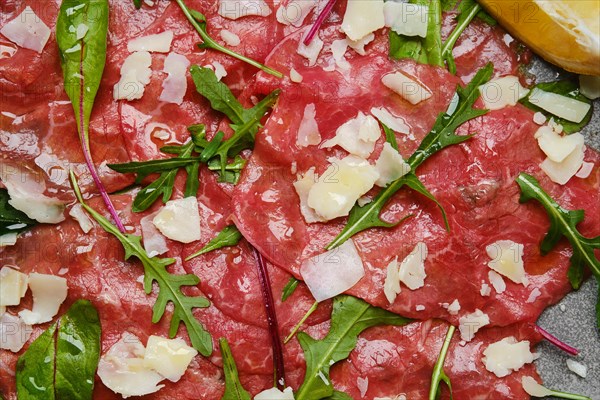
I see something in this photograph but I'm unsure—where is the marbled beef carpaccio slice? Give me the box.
[231,23,600,327]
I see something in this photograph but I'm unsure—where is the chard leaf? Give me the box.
[519,80,592,133]
[0,189,36,235]
[17,300,101,400]
[220,338,252,400]
[295,296,411,400]
[71,172,213,355]
[186,225,243,261]
[429,325,455,400]
[281,277,300,302]
[326,63,493,250]
[516,173,600,328]
[173,0,282,78]
[56,0,125,232]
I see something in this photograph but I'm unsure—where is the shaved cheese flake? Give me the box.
[297,34,324,66]
[290,68,303,83]
[370,107,410,134]
[293,168,327,224]
[321,112,381,158]
[0,313,32,352]
[98,333,165,398]
[459,309,490,341]
[526,287,542,303]
[528,88,591,123]
[446,299,461,315]
[479,76,529,110]
[300,240,365,302]
[383,2,429,38]
[533,112,547,125]
[384,257,401,303]
[114,51,152,101]
[579,75,600,99]
[219,0,272,20]
[276,0,317,27]
[255,387,295,400]
[480,283,491,296]
[220,29,241,46]
[69,203,94,233]
[0,233,18,247]
[159,53,190,105]
[576,161,594,179]
[330,39,350,71]
[398,242,428,290]
[307,155,379,221]
[0,267,28,306]
[486,240,528,285]
[521,376,554,397]
[488,270,506,294]
[297,103,321,147]
[0,6,51,53]
[347,33,375,55]
[566,359,587,378]
[212,61,228,81]
[141,212,168,257]
[143,336,198,382]
[535,125,584,163]
[0,166,65,223]
[540,141,585,185]
[75,23,89,40]
[341,0,385,41]
[382,71,432,105]
[152,197,201,244]
[128,31,173,53]
[18,273,68,324]
[483,337,537,377]
[375,142,411,187]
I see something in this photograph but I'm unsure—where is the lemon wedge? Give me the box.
[478,0,600,76]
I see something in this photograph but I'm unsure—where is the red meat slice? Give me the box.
[231,25,600,328]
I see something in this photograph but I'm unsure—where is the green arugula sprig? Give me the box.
[326,63,493,250]
[174,0,283,78]
[70,171,213,355]
[429,325,455,400]
[185,225,242,261]
[0,189,36,236]
[109,67,280,212]
[17,300,101,400]
[281,277,300,302]
[220,338,252,400]
[519,80,593,134]
[295,295,411,400]
[516,173,600,328]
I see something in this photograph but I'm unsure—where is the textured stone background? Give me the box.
[529,57,599,399]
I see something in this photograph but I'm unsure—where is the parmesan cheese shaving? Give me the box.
[341,0,385,41]
[321,112,381,158]
[382,71,432,105]
[383,2,429,38]
[159,53,190,105]
[479,76,529,110]
[483,337,537,377]
[296,103,321,147]
[128,31,173,53]
[218,0,272,20]
[113,51,152,101]
[0,6,51,53]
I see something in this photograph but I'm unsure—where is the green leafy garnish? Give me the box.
[70,171,213,355]
[429,325,455,400]
[294,295,411,400]
[173,0,282,78]
[519,80,593,134]
[389,0,443,67]
[16,300,101,400]
[516,173,600,328]
[56,0,125,232]
[133,0,142,8]
[281,277,300,302]
[185,225,243,261]
[326,63,493,250]
[220,338,252,400]
[441,0,484,74]
[0,189,36,235]
[109,68,279,211]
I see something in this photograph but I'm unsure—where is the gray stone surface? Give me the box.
[528,57,599,399]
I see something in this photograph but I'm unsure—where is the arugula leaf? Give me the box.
[441,0,481,74]
[389,0,443,67]
[16,300,101,400]
[326,63,493,250]
[185,225,243,261]
[516,173,600,328]
[191,65,280,174]
[281,277,300,302]
[380,121,399,151]
[70,172,213,355]
[295,295,411,400]
[325,392,353,400]
[220,338,252,400]
[173,0,282,78]
[429,325,455,400]
[519,80,593,134]
[0,189,36,236]
[133,0,142,9]
[56,0,125,232]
